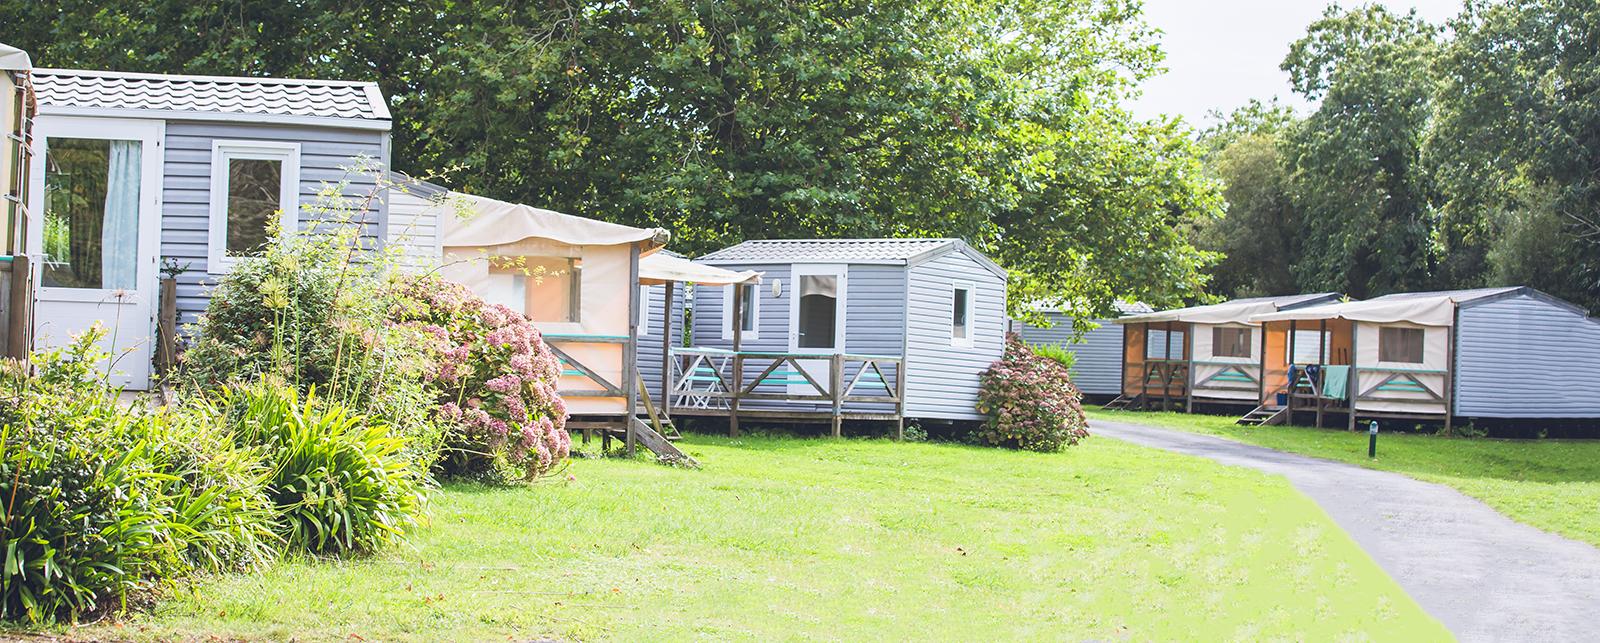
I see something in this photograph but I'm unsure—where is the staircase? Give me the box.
[1103,395,1138,411]
[1237,404,1288,426]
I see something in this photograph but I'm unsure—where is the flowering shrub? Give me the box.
[389,274,571,482]
[975,334,1089,452]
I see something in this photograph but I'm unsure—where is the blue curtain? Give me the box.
[100,140,141,290]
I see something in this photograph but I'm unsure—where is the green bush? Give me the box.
[975,334,1090,452]
[0,330,276,624]
[181,181,444,468]
[220,379,428,555]
[1027,341,1078,371]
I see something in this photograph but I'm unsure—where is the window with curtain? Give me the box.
[41,137,141,290]
[797,275,837,349]
[492,256,580,323]
[1212,327,1252,358]
[1379,327,1425,363]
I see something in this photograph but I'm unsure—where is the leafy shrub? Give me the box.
[181,193,444,467]
[1027,341,1078,371]
[220,379,428,555]
[389,274,571,482]
[0,330,275,623]
[975,334,1089,452]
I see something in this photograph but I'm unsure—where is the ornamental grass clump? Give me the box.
[0,329,277,624]
[975,334,1090,452]
[389,274,571,483]
[219,379,428,556]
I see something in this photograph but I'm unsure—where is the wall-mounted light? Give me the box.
[771,278,783,298]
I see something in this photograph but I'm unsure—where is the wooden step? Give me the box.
[1236,404,1287,426]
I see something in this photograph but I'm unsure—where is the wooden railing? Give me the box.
[667,347,905,438]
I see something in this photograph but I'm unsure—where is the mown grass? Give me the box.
[73,436,1443,641]
[1089,407,1600,549]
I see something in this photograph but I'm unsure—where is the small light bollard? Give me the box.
[1368,420,1379,459]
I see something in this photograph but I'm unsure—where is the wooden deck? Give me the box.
[665,347,906,438]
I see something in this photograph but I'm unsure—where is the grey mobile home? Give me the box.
[25,69,390,389]
[660,239,1007,428]
[1013,301,1152,399]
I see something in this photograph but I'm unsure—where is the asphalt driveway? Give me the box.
[1093,418,1600,642]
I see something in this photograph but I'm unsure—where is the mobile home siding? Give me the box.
[161,121,388,325]
[1455,294,1600,418]
[904,250,1005,421]
[1016,312,1123,397]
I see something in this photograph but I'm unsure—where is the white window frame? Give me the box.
[721,281,760,340]
[208,140,301,273]
[951,281,974,347]
[638,284,650,335]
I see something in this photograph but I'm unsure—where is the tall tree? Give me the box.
[1194,100,1300,298]
[3,0,1221,318]
[1282,4,1440,299]
[1429,0,1600,311]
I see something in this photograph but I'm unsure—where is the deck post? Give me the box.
[156,277,178,379]
[1444,307,1457,436]
[894,357,906,441]
[661,280,675,420]
[1287,319,1297,425]
[1258,321,1269,406]
[830,353,844,438]
[1184,322,1195,413]
[1348,322,1360,431]
[729,282,744,437]
[1316,319,1327,428]
[4,255,30,359]
[1140,323,1152,410]
[624,245,641,456]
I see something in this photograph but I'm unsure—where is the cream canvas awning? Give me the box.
[440,192,668,251]
[1117,299,1285,325]
[1252,293,1482,327]
[0,43,31,71]
[639,252,760,286]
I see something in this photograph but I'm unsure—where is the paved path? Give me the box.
[1093,418,1600,643]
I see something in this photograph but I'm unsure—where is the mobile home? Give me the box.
[1248,287,1600,429]
[1013,301,1152,400]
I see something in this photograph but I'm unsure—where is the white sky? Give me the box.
[1129,0,1466,127]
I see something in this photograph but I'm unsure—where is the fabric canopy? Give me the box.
[638,252,760,286]
[0,43,31,71]
[440,192,669,251]
[1116,299,1285,325]
[1251,296,1460,327]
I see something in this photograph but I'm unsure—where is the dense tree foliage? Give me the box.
[1194,0,1600,312]
[4,0,1223,318]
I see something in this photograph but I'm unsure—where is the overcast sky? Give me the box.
[1129,0,1466,127]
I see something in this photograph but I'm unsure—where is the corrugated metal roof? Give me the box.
[32,68,388,123]
[1114,301,1154,315]
[698,238,959,263]
[1370,287,1521,302]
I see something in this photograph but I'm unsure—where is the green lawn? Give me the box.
[63,435,1444,641]
[1089,408,1600,549]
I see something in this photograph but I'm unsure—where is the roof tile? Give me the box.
[32,69,386,122]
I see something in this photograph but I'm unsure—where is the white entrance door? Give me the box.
[27,116,164,389]
[788,264,847,395]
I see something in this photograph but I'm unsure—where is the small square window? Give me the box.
[1212,327,1252,358]
[208,141,299,271]
[489,256,580,323]
[1379,327,1424,363]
